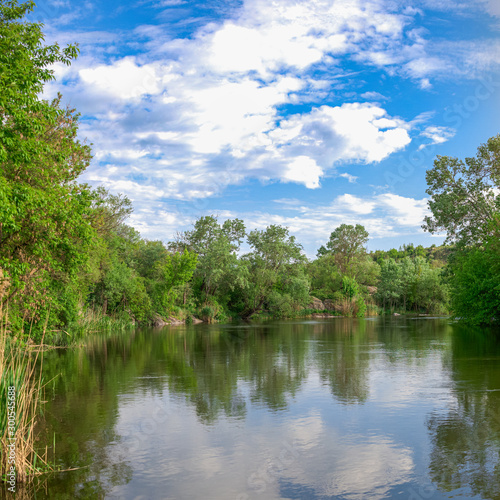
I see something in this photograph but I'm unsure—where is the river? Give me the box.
[5,317,500,499]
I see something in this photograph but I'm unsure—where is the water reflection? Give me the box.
[427,325,500,500]
[315,319,371,404]
[2,318,499,499]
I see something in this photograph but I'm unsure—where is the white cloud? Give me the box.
[199,0,408,78]
[42,0,499,233]
[181,76,303,155]
[282,156,323,189]
[405,57,448,79]
[335,194,376,215]
[206,22,330,74]
[79,58,166,100]
[268,103,411,168]
[485,0,500,16]
[70,57,413,194]
[360,91,389,101]
[418,126,456,149]
[376,193,429,226]
[339,173,358,183]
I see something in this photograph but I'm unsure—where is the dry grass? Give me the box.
[0,304,52,484]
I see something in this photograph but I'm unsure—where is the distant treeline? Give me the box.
[1,192,453,342]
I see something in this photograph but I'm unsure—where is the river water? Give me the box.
[6,317,500,499]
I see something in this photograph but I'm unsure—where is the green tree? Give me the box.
[399,257,416,311]
[177,216,247,313]
[423,134,500,245]
[376,258,402,310]
[307,254,343,300]
[152,250,198,312]
[0,2,96,334]
[447,246,500,324]
[424,135,500,323]
[318,224,369,276]
[242,225,309,318]
[90,186,133,238]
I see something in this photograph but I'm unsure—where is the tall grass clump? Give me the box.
[0,306,50,485]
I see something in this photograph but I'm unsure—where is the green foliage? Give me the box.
[376,258,402,309]
[318,224,369,276]
[307,254,343,299]
[448,245,500,324]
[177,216,247,310]
[354,255,381,285]
[341,276,359,300]
[355,297,367,318]
[0,2,95,335]
[371,243,452,267]
[241,224,309,318]
[423,134,500,245]
[152,249,198,313]
[376,256,448,313]
[423,134,500,323]
[90,186,133,238]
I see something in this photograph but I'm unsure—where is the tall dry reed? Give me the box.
[0,305,51,485]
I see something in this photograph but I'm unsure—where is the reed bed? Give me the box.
[0,306,52,486]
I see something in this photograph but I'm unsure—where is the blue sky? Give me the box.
[34,0,500,256]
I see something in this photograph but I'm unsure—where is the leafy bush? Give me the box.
[341,276,359,299]
[449,246,500,324]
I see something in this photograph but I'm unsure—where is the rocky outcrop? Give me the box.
[311,313,339,319]
[152,314,169,327]
[366,286,378,295]
[168,317,185,325]
[309,297,325,310]
[152,314,204,326]
[323,299,334,310]
[323,299,344,313]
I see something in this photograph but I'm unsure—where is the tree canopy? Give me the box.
[0,1,96,330]
[423,134,500,324]
[423,134,500,245]
[318,224,369,276]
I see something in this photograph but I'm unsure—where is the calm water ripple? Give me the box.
[3,317,500,500]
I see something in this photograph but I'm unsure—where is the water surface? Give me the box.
[5,317,500,499]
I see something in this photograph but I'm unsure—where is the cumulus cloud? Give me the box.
[44,0,449,201]
[282,156,323,189]
[269,103,411,166]
[334,194,376,215]
[68,61,412,198]
[79,59,166,100]
[38,0,498,248]
[376,193,429,226]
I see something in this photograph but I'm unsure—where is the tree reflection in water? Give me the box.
[21,318,500,499]
[427,325,500,499]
